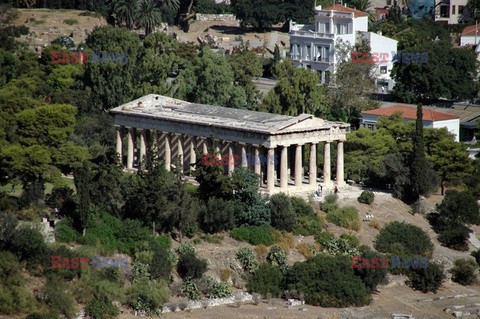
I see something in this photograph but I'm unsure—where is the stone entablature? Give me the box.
[111,94,349,193]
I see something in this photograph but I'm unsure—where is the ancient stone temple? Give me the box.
[111,94,349,194]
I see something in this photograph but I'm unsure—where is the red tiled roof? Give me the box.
[322,5,369,17]
[461,25,480,36]
[362,105,459,121]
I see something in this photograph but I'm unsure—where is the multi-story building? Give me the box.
[434,0,467,24]
[288,4,398,91]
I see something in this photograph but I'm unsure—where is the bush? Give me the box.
[177,252,208,279]
[247,264,284,297]
[54,219,78,243]
[0,251,35,314]
[126,279,170,314]
[197,276,233,298]
[437,224,470,251]
[287,255,371,307]
[357,190,374,204]
[408,261,445,293]
[235,247,258,273]
[176,242,195,256]
[42,280,77,318]
[314,231,335,248]
[291,196,315,216]
[340,233,360,248]
[153,235,172,250]
[353,250,388,293]
[292,215,323,236]
[471,250,480,267]
[321,194,338,213]
[181,277,201,300]
[451,259,478,285]
[374,221,434,257]
[321,237,359,256]
[11,226,48,267]
[150,247,173,281]
[269,193,296,231]
[63,19,78,25]
[200,197,235,233]
[231,226,277,246]
[326,206,360,231]
[266,245,287,267]
[85,285,119,319]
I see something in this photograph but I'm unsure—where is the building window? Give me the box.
[459,5,464,14]
[325,71,331,84]
[336,23,341,34]
[325,22,330,33]
[380,66,387,74]
[452,5,456,14]
[306,45,311,60]
[325,47,330,62]
[440,5,449,17]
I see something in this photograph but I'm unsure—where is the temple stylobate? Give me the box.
[111,94,350,194]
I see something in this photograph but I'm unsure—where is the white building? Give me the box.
[435,0,467,24]
[361,105,460,142]
[460,25,480,46]
[288,4,398,90]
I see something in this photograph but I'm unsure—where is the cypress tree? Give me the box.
[410,104,439,200]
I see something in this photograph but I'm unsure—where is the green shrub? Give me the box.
[25,314,60,319]
[176,242,195,256]
[340,233,360,248]
[200,197,235,233]
[269,193,296,231]
[85,282,120,319]
[321,237,359,256]
[437,224,470,251]
[197,276,233,298]
[150,247,173,281]
[353,250,388,293]
[267,245,287,267]
[153,235,172,249]
[63,19,78,25]
[451,259,478,285]
[471,250,480,267]
[291,196,315,216]
[326,206,360,231]
[321,194,338,213]
[374,221,434,257]
[292,215,323,236]
[408,261,444,293]
[54,219,78,243]
[314,231,335,248]
[181,277,201,300]
[43,280,77,318]
[0,251,35,314]
[247,264,284,297]
[11,226,48,268]
[177,252,208,279]
[126,279,170,314]
[287,255,371,307]
[236,247,258,273]
[131,261,150,282]
[200,233,224,244]
[357,190,374,204]
[231,226,277,246]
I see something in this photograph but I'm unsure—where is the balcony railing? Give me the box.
[289,30,335,39]
[288,54,331,63]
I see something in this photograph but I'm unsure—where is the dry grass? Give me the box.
[295,243,320,258]
[369,219,381,230]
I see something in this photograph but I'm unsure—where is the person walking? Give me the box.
[334,186,338,194]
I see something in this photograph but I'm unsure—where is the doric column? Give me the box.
[139,129,147,163]
[337,140,345,186]
[295,144,303,187]
[214,141,221,160]
[309,143,317,186]
[280,145,288,189]
[228,143,234,175]
[202,138,208,155]
[254,146,261,176]
[165,134,171,171]
[324,141,331,184]
[190,137,196,173]
[115,126,123,164]
[127,127,134,170]
[240,143,248,168]
[177,135,184,174]
[267,148,275,191]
